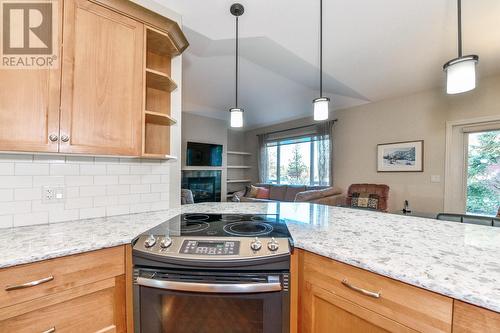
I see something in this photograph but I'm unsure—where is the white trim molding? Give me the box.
[444,115,500,213]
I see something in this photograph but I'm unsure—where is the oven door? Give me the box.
[134,269,289,333]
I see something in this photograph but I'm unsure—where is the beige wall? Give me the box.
[243,75,500,214]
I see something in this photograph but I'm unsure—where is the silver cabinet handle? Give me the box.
[48,134,58,142]
[341,279,381,299]
[5,275,54,291]
[60,135,70,142]
[136,277,282,294]
[42,327,55,333]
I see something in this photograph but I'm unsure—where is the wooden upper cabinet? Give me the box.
[0,4,62,153]
[59,0,144,156]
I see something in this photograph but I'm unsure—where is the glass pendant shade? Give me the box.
[313,97,329,121]
[230,108,244,128]
[444,55,478,94]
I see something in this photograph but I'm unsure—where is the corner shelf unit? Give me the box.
[142,27,179,159]
[226,150,252,200]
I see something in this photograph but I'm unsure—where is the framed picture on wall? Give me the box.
[377,140,424,172]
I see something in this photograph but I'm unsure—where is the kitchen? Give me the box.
[1,0,500,332]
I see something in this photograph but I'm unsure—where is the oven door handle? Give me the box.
[136,277,282,294]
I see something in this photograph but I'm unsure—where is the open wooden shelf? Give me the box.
[227,151,252,155]
[146,69,177,92]
[146,27,179,57]
[227,165,251,169]
[142,153,177,160]
[227,179,252,184]
[145,110,176,126]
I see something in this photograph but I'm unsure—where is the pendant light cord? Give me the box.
[235,16,239,107]
[457,0,462,57]
[319,0,323,97]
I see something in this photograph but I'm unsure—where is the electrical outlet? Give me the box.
[42,186,65,203]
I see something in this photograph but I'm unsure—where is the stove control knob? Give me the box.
[144,235,156,248]
[250,237,262,251]
[267,238,279,252]
[160,236,172,249]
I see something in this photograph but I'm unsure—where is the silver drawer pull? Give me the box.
[42,327,55,333]
[5,275,54,291]
[341,279,381,299]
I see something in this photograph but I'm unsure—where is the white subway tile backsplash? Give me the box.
[107,164,130,175]
[94,175,118,185]
[14,188,42,201]
[13,212,48,227]
[130,184,150,194]
[80,164,106,175]
[65,176,93,186]
[50,164,79,175]
[141,175,161,184]
[0,176,32,188]
[15,163,49,175]
[0,153,171,229]
[0,215,13,228]
[119,175,141,184]
[131,165,152,175]
[0,189,14,202]
[106,205,130,216]
[118,194,141,205]
[94,195,119,207]
[79,185,106,197]
[106,184,130,195]
[0,163,14,175]
[49,207,79,223]
[33,175,64,186]
[80,207,106,219]
[65,197,94,209]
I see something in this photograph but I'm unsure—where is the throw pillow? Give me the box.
[245,185,260,198]
[256,187,270,199]
[351,192,379,210]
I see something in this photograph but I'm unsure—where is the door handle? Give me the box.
[341,279,381,299]
[5,276,54,291]
[136,277,282,294]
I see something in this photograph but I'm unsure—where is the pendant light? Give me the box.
[313,0,329,121]
[229,3,244,128]
[443,0,479,94]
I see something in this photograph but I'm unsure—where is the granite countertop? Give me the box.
[1,202,499,313]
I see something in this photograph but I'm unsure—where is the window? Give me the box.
[465,130,500,216]
[265,135,330,185]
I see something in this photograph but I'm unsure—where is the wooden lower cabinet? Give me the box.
[0,246,126,333]
[453,300,500,333]
[297,250,454,333]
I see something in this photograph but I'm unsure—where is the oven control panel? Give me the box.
[179,240,240,255]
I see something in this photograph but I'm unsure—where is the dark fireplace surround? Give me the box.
[182,170,221,203]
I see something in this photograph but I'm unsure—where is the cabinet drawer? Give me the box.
[303,251,453,333]
[0,246,124,309]
[0,278,120,333]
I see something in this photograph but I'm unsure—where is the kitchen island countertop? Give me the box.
[1,202,499,313]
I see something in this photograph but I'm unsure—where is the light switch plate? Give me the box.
[430,175,441,183]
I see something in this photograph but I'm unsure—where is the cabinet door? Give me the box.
[60,0,143,156]
[0,5,62,153]
[302,282,417,333]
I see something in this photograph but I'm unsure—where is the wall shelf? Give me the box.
[146,27,179,57]
[227,151,252,155]
[227,179,252,183]
[227,165,251,169]
[146,69,177,92]
[145,110,176,126]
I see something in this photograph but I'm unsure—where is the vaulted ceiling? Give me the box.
[154,0,500,129]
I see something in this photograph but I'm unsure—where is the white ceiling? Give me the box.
[153,0,500,129]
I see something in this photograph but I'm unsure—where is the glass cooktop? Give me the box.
[143,213,291,239]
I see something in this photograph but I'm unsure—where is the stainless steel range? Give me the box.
[132,213,292,333]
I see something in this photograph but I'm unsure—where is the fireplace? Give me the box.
[182,170,221,203]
